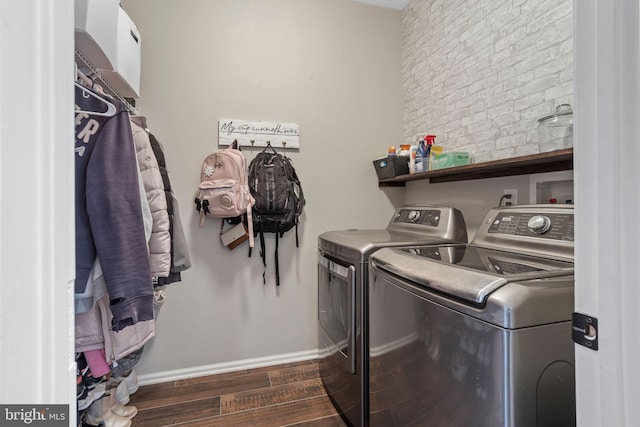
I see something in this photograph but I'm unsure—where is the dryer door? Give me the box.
[318,251,356,374]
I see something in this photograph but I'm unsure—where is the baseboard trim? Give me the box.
[136,349,321,386]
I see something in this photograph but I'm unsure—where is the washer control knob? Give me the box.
[528,215,551,234]
[408,210,421,223]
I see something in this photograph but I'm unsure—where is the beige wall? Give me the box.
[122,0,403,378]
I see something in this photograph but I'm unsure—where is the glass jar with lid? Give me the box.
[537,104,573,152]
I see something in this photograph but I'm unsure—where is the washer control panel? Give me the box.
[394,209,441,227]
[527,215,552,234]
[487,212,574,241]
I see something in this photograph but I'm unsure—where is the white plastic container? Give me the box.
[75,1,141,97]
[97,6,142,97]
[75,0,120,70]
[397,144,411,157]
[409,145,418,174]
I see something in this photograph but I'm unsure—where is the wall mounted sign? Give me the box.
[218,119,300,149]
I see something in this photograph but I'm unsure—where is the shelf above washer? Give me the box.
[378,148,574,187]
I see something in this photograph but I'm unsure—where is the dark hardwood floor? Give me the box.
[128,360,348,426]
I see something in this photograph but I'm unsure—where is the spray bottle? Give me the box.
[424,135,436,171]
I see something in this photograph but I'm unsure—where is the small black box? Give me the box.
[373,156,410,179]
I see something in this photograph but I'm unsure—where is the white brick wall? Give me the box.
[402,0,573,161]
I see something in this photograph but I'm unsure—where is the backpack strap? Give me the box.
[258,225,267,286]
[284,156,305,246]
[246,197,254,248]
[275,232,280,287]
[262,140,279,155]
[195,197,209,227]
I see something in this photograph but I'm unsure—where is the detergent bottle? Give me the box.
[395,144,411,173]
[409,145,419,174]
[415,137,426,173]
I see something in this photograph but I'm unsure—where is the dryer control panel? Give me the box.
[393,209,441,227]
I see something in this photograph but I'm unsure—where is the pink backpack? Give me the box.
[195,145,254,247]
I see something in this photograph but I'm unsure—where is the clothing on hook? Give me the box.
[74,83,154,331]
[75,83,117,117]
[76,67,93,88]
[75,49,138,114]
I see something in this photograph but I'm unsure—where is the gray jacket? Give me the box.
[148,131,192,285]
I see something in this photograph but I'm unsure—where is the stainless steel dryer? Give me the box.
[368,205,575,427]
[318,205,468,427]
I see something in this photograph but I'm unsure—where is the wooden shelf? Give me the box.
[378,148,573,187]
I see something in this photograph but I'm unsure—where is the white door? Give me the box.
[0,0,76,422]
[574,0,640,425]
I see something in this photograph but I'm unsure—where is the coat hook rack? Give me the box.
[217,119,300,149]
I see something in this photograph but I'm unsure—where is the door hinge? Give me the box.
[572,312,598,350]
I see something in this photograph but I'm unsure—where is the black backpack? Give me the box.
[248,143,305,286]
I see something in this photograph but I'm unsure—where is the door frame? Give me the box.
[0,0,76,421]
[574,0,640,425]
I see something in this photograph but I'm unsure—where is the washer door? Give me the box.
[318,251,356,374]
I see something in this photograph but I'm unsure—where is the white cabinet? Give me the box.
[75,0,141,97]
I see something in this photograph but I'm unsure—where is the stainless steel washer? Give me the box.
[368,205,576,427]
[318,205,468,427]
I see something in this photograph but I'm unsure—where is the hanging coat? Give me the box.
[75,85,153,331]
[130,116,171,278]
